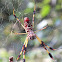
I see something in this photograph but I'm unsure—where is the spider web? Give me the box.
[0,0,62,62]
[0,0,28,61]
[0,0,35,62]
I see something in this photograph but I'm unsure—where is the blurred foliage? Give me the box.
[40,5,51,18]
[24,8,33,14]
[0,0,62,62]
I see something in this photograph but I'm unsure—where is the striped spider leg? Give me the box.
[32,0,36,28]
[36,35,56,60]
[13,1,56,62]
[34,24,48,33]
[13,8,25,29]
[17,37,28,62]
[23,37,28,62]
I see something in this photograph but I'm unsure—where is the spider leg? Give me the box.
[23,37,28,62]
[17,37,28,61]
[41,41,56,50]
[23,49,25,62]
[16,44,25,60]
[13,8,25,29]
[36,35,42,44]
[32,1,36,28]
[14,32,27,35]
[34,24,48,33]
[43,46,54,60]
[36,35,54,60]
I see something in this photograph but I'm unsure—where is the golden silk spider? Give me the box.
[13,1,56,62]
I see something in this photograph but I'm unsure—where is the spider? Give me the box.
[13,1,56,62]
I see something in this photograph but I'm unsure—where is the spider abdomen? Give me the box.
[27,31,36,40]
[29,36,36,40]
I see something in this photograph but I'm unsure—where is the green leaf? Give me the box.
[40,5,51,18]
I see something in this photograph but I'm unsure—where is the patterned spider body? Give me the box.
[24,17,36,40]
